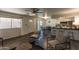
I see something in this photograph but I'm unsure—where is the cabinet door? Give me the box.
[73,30,79,40]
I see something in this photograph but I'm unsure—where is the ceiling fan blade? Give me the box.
[25,10,31,11]
[37,12,43,13]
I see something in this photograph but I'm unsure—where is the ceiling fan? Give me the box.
[25,8,44,16]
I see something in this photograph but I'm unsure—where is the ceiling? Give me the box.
[0,8,79,17]
[0,8,29,15]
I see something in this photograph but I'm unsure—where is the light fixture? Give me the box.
[29,19,33,22]
[40,9,50,19]
[27,12,36,16]
[41,16,49,19]
[29,13,36,16]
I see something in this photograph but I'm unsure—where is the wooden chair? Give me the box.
[55,30,72,50]
[47,29,67,50]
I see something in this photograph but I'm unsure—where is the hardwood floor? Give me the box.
[0,32,79,50]
[0,32,43,50]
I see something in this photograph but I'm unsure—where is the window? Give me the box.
[0,17,22,29]
[12,19,22,28]
[0,17,11,29]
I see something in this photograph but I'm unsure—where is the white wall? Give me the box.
[21,16,36,35]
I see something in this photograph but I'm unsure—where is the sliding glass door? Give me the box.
[0,17,22,39]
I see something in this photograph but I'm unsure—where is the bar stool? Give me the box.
[67,31,74,49]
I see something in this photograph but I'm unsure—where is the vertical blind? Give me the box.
[0,17,22,29]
